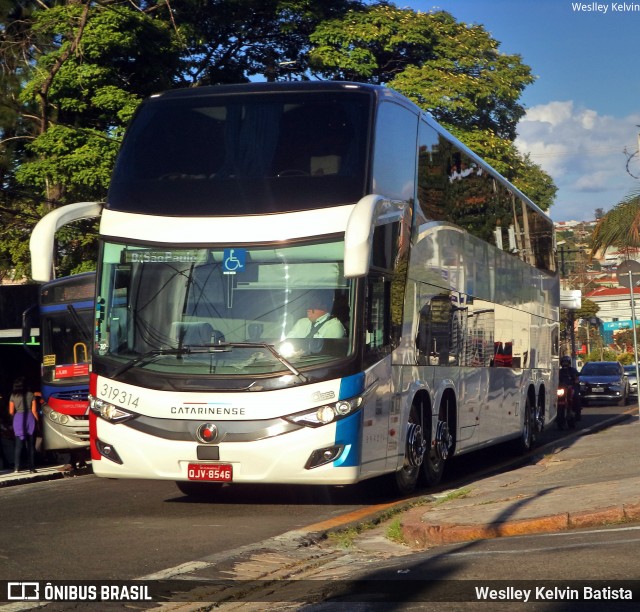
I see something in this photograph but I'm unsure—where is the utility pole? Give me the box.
[558,244,587,364]
[558,244,587,287]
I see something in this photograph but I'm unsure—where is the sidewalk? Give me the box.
[396,414,640,549]
[0,462,90,487]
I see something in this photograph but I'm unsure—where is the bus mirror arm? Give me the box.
[344,194,406,278]
[30,201,103,282]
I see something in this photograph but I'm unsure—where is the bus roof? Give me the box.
[148,80,384,100]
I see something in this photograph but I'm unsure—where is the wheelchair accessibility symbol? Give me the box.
[223,248,246,274]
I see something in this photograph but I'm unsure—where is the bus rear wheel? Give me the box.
[514,396,535,454]
[420,445,445,488]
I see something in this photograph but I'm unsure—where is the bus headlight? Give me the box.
[285,396,363,427]
[42,405,70,424]
[89,395,137,423]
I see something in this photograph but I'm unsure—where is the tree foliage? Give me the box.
[311,8,530,139]
[0,0,557,279]
[166,0,359,84]
[575,298,599,320]
[590,188,640,259]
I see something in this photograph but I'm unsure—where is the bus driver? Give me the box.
[287,291,345,339]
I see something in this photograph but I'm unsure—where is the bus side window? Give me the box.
[365,274,391,365]
[417,293,457,366]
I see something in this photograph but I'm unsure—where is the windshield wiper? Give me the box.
[110,342,307,382]
[111,347,198,378]
[203,341,308,382]
[67,304,92,344]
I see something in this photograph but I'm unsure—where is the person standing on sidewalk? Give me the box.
[8,377,38,473]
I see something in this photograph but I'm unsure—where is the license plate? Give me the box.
[187,463,233,482]
[592,388,604,393]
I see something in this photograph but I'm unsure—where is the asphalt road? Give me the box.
[305,524,640,611]
[0,401,632,583]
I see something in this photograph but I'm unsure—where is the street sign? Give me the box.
[616,259,640,288]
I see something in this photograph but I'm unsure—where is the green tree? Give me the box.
[16,2,179,199]
[590,189,640,259]
[0,0,55,280]
[575,298,599,320]
[166,0,358,84]
[1,0,181,276]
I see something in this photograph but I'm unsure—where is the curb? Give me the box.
[401,504,640,548]
[399,413,640,549]
[0,470,64,488]
[0,465,91,488]
[401,501,640,548]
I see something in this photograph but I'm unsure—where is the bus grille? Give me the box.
[51,390,89,402]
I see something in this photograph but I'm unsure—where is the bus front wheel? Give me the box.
[422,399,455,487]
[392,405,427,495]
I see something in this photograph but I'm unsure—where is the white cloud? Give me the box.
[515,101,640,221]
[523,100,574,126]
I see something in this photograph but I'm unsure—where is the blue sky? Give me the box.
[403,0,640,221]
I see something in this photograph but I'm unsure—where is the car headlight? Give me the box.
[89,395,137,423]
[285,396,363,427]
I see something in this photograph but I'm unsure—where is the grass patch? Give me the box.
[325,498,431,549]
[385,517,405,544]
[326,526,363,549]
[434,487,472,505]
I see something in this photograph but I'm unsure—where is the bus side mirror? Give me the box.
[344,195,406,278]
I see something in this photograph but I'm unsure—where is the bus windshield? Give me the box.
[96,238,354,377]
[108,90,371,215]
[41,307,92,385]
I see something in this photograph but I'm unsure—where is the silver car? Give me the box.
[624,364,638,397]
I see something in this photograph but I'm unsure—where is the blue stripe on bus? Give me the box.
[41,300,94,312]
[333,373,365,468]
[338,372,365,399]
[334,410,361,467]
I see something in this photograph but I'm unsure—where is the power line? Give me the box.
[523,145,633,159]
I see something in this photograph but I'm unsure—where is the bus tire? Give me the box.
[420,445,445,488]
[392,404,427,495]
[515,395,535,454]
[175,481,224,498]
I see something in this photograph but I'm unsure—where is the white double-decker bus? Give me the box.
[31,82,559,496]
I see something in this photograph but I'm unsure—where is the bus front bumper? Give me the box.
[91,415,362,486]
